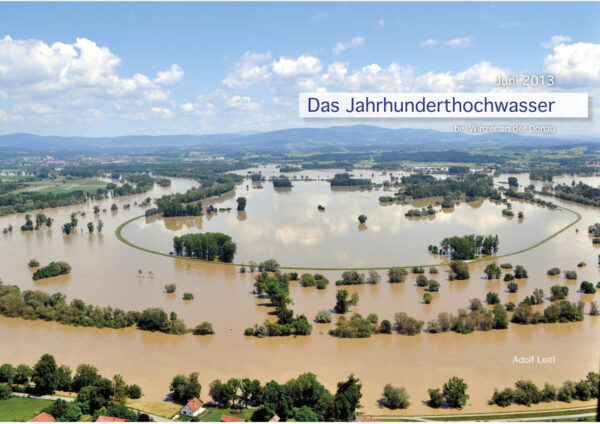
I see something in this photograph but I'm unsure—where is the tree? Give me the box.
[381,384,410,409]
[442,377,469,408]
[32,354,58,394]
[56,365,72,391]
[423,293,433,304]
[484,263,502,280]
[239,378,262,407]
[87,222,94,233]
[514,265,528,279]
[193,322,215,335]
[486,292,500,305]
[285,372,331,418]
[113,374,127,405]
[262,381,294,421]
[508,176,518,187]
[164,284,177,293]
[490,388,514,407]
[492,304,508,329]
[0,364,15,385]
[367,270,381,284]
[0,384,10,400]
[315,310,332,323]
[14,364,32,385]
[449,261,470,280]
[428,280,440,292]
[388,267,408,283]
[507,281,519,293]
[294,405,321,422]
[236,197,247,211]
[328,375,362,422]
[137,308,170,333]
[44,399,82,422]
[97,220,104,233]
[170,373,201,404]
[62,223,74,235]
[126,384,142,399]
[514,380,541,406]
[380,320,392,334]
[580,281,596,294]
[428,388,443,408]
[209,379,238,407]
[72,364,100,392]
[358,214,367,224]
[335,290,349,314]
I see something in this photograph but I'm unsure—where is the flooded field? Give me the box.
[0,171,599,415]
[122,179,574,268]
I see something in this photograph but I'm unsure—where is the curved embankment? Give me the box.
[116,206,582,271]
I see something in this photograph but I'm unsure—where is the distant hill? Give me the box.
[0,125,596,153]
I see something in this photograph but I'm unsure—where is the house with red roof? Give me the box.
[180,397,205,417]
[220,414,245,422]
[29,412,55,422]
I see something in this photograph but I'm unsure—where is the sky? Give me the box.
[0,2,599,137]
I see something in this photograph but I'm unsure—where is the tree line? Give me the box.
[0,353,145,422]
[173,233,237,263]
[170,371,363,422]
[0,281,212,336]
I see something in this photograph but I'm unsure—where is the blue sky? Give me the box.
[0,2,599,136]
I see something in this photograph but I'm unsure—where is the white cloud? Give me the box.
[0,35,181,122]
[154,64,183,85]
[377,20,385,29]
[226,95,259,111]
[272,55,322,77]
[332,36,365,56]
[222,51,271,89]
[150,107,173,119]
[345,63,415,91]
[541,35,571,49]
[420,39,438,47]
[321,62,348,86]
[543,42,600,85]
[0,109,21,122]
[180,103,196,113]
[445,37,471,47]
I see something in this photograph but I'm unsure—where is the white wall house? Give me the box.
[181,398,205,417]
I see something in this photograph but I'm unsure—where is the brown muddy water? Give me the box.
[0,172,599,415]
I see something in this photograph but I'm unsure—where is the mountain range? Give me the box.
[0,125,596,153]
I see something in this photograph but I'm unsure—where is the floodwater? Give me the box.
[0,171,599,415]
[122,179,573,268]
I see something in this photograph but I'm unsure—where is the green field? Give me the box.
[14,178,107,195]
[0,397,53,422]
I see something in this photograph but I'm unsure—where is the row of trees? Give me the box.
[171,372,363,422]
[20,213,52,231]
[248,272,312,337]
[0,281,212,336]
[0,354,143,421]
[438,234,500,260]
[490,373,599,407]
[382,378,469,410]
[330,173,371,187]
[173,233,237,263]
[150,178,237,217]
[32,261,71,281]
